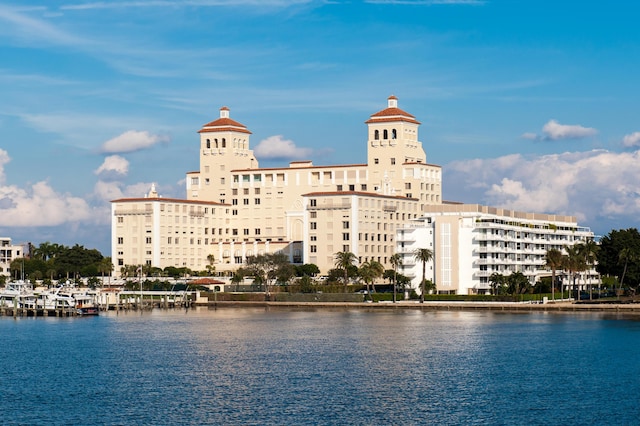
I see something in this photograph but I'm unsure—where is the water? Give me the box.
[1,308,640,425]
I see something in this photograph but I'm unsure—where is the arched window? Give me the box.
[215,139,219,148]
[206,139,211,149]
[222,138,226,148]
[374,130,379,140]
[383,129,388,139]
[391,129,397,139]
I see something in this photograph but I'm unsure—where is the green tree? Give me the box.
[358,260,384,300]
[507,271,530,297]
[545,248,564,301]
[389,253,402,303]
[597,228,640,295]
[413,248,433,303]
[564,245,585,300]
[489,272,507,295]
[206,254,216,275]
[618,247,639,296]
[244,253,291,296]
[334,251,358,286]
[295,263,320,277]
[578,239,599,299]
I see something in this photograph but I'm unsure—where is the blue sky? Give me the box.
[1,0,640,255]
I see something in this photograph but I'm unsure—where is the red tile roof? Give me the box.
[198,117,252,134]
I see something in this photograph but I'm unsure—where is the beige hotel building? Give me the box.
[111,96,443,276]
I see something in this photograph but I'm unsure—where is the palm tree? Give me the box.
[564,245,585,301]
[545,248,564,301]
[358,260,384,300]
[334,251,357,287]
[414,248,433,303]
[618,247,637,298]
[389,253,402,303]
[578,240,599,300]
[206,254,216,275]
[98,257,114,287]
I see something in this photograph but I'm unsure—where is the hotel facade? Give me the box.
[111,96,594,294]
[112,97,442,276]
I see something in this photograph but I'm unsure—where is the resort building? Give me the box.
[396,203,596,295]
[112,96,443,275]
[0,237,25,278]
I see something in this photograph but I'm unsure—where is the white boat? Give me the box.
[0,280,36,308]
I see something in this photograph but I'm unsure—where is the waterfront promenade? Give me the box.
[203,299,640,313]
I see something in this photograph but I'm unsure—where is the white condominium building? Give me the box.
[397,203,595,295]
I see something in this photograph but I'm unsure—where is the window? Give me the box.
[349,184,355,191]
[392,129,397,139]
[383,129,388,139]
[255,188,260,195]
[361,184,367,191]
[310,222,317,230]
[337,185,343,191]
[374,130,379,140]
[406,193,412,198]
[255,229,261,235]
[117,237,123,244]
[310,245,317,253]
[374,158,379,164]
[391,158,396,165]
[206,139,211,148]
[310,212,317,218]
[243,188,249,195]
[117,216,123,223]
[244,229,250,235]
[232,209,238,215]
[243,199,249,205]
[255,198,261,205]
[343,221,350,229]
[232,189,238,195]
[310,199,317,207]
[343,245,350,252]
[343,233,350,240]
[405,182,411,189]
[310,236,317,241]
[232,229,238,236]
[146,237,152,244]
[220,178,225,185]
[191,177,199,185]
[232,199,238,205]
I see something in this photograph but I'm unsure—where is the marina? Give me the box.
[0,280,195,317]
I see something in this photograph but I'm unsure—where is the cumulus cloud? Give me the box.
[0,180,93,226]
[254,135,314,160]
[95,155,129,178]
[444,149,640,233]
[622,132,640,148]
[100,130,169,154]
[541,119,597,140]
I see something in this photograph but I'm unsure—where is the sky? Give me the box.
[1,0,640,256]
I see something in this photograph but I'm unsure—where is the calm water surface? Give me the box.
[1,307,639,425]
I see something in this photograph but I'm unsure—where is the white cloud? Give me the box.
[100,130,169,154]
[444,149,640,233]
[253,135,314,160]
[0,148,10,184]
[541,119,597,140]
[520,132,538,140]
[0,181,93,226]
[622,131,640,148]
[95,155,129,177]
